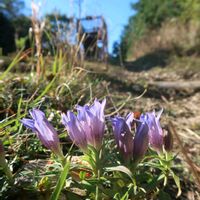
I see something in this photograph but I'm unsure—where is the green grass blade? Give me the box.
[50,160,70,200]
[32,75,57,105]
[15,95,23,127]
[44,30,56,55]
[0,114,26,129]
[0,50,23,80]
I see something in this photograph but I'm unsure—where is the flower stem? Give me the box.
[95,181,99,200]
[95,149,102,200]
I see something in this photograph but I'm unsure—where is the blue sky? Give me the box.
[24,0,136,52]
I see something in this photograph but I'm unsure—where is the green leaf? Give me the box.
[50,160,70,200]
[114,191,129,200]
[171,171,181,197]
[79,171,86,180]
[81,179,96,192]
[0,50,23,80]
[0,113,26,129]
[105,165,133,180]
[158,173,165,181]
[15,95,23,127]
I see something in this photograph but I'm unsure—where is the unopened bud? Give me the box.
[163,129,173,152]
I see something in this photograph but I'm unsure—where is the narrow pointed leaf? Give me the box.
[50,160,70,200]
[105,165,133,180]
[170,170,181,197]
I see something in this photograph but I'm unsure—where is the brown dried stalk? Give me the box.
[168,121,200,189]
[31,0,45,78]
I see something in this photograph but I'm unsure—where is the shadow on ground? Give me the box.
[125,49,171,72]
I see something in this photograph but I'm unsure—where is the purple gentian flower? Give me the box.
[111,113,134,161]
[111,113,149,162]
[61,99,106,151]
[140,109,164,151]
[21,109,64,158]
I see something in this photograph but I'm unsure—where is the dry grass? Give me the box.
[128,19,200,60]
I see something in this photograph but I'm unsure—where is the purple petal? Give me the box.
[141,110,164,151]
[76,105,89,121]
[85,110,105,150]
[29,108,45,121]
[111,116,134,161]
[90,98,106,121]
[21,109,63,158]
[99,98,106,121]
[20,118,36,132]
[125,113,134,130]
[34,117,59,146]
[61,112,88,150]
[133,122,149,162]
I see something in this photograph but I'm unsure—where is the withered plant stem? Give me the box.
[168,121,200,189]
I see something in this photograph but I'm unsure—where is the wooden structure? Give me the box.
[77,16,108,62]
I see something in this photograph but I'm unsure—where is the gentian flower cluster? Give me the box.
[111,113,149,163]
[21,99,172,164]
[61,99,106,151]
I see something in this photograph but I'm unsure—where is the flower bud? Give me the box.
[163,128,173,152]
